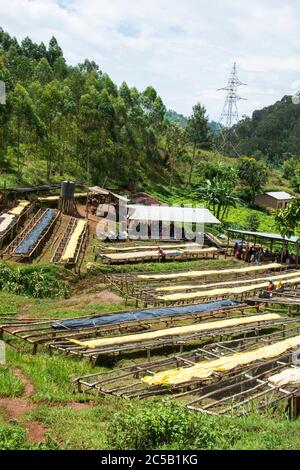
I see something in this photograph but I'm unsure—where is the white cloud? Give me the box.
[0,0,300,119]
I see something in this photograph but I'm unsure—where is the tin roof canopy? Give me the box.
[228,229,299,244]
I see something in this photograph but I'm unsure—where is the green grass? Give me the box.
[6,347,105,404]
[0,366,24,397]
[0,291,29,314]
[27,406,111,450]
[26,300,131,320]
[94,258,241,275]
[0,154,81,189]
[0,417,30,450]
[229,413,300,450]
[225,205,277,232]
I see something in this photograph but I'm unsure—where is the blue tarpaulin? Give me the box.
[52,299,241,330]
[15,209,55,255]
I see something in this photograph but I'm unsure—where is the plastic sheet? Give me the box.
[70,314,280,349]
[268,367,300,386]
[51,299,241,330]
[0,213,15,233]
[61,219,87,261]
[15,209,56,255]
[142,335,300,386]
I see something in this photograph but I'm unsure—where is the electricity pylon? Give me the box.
[217,63,246,156]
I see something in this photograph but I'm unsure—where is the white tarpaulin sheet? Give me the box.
[128,205,220,224]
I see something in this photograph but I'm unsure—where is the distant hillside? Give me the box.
[165,109,188,128]
[166,110,221,135]
[208,120,221,135]
[234,95,300,163]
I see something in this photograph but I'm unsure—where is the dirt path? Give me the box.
[12,368,35,397]
[69,289,123,304]
[0,367,96,445]
[0,367,46,444]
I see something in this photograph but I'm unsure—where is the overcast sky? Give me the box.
[1,0,300,120]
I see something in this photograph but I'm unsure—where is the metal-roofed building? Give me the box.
[127,205,221,225]
[255,191,295,210]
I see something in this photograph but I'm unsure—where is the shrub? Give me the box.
[0,263,70,298]
[108,402,240,450]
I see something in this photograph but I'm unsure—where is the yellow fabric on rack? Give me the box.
[103,247,218,261]
[138,263,283,281]
[268,367,300,386]
[61,219,87,262]
[70,313,280,349]
[38,193,89,202]
[8,200,30,216]
[157,276,300,301]
[142,335,300,386]
[105,243,201,252]
[155,270,300,292]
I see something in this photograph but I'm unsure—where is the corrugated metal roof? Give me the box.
[228,229,299,243]
[266,191,294,200]
[88,187,128,202]
[89,186,110,195]
[128,205,221,224]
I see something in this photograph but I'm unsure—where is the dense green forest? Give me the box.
[0,28,213,190]
[234,95,300,164]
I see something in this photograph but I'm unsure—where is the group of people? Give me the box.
[234,243,266,264]
[233,242,297,265]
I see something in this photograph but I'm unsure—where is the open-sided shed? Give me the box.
[227,229,300,265]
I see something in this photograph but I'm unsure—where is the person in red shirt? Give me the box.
[266,280,275,292]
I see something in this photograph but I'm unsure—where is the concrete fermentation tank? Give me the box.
[61,181,75,199]
[59,181,76,215]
